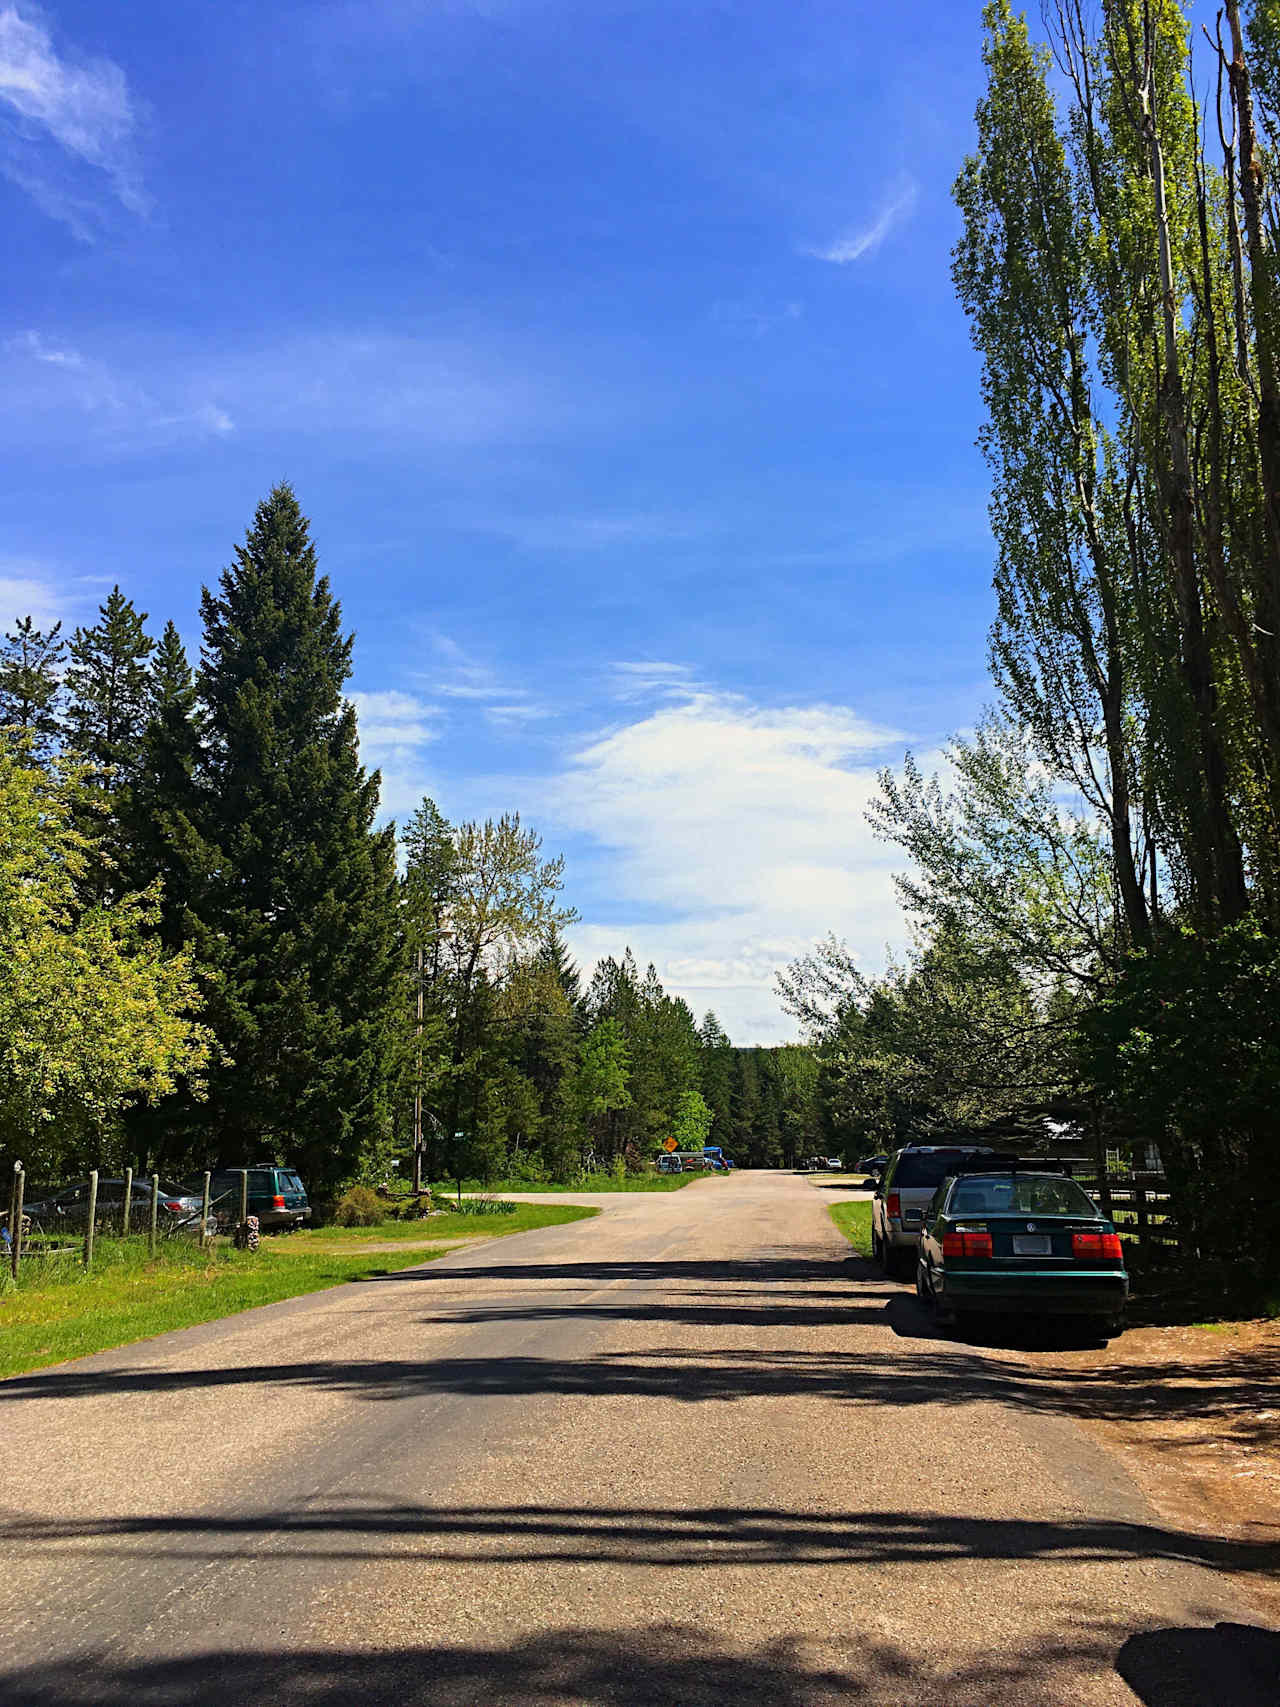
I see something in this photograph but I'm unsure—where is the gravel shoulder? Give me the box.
[0,1170,1274,1707]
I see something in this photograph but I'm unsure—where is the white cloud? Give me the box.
[809,181,919,266]
[2,328,237,443]
[547,680,911,1044]
[351,688,440,762]
[0,565,71,631]
[7,328,82,367]
[351,689,443,822]
[610,660,706,702]
[0,5,146,233]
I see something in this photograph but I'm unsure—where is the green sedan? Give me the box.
[915,1169,1128,1340]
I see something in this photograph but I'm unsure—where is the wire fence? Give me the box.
[4,1163,255,1287]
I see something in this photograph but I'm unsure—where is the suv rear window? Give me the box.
[892,1150,979,1187]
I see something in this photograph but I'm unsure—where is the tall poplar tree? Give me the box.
[193,484,398,1186]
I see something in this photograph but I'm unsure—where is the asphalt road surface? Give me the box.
[1,1170,1275,1706]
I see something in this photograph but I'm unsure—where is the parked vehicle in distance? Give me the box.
[916,1167,1128,1340]
[656,1153,683,1174]
[194,1165,311,1231]
[23,1178,215,1238]
[825,1157,844,1172]
[872,1146,1008,1277]
[856,1153,889,1181]
[797,1157,825,1173]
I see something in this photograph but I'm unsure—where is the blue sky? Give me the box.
[1,0,997,1043]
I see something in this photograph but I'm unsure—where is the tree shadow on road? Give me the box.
[1,1620,1275,1707]
[3,1499,1277,1581]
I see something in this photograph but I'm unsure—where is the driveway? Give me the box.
[0,1169,1274,1705]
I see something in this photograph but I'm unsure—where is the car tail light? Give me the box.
[1072,1230,1123,1262]
[272,1194,285,1210]
[887,1192,901,1220]
[943,1228,993,1258]
[163,1201,184,1212]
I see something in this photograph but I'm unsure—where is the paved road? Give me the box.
[0,1170,1274,1706]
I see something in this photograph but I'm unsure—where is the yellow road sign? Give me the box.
[663,1136,677,1152]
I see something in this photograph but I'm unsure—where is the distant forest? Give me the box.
[0,484,821,1193]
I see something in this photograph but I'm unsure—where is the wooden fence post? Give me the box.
[10,1162,24,1283]
[84,1170,98,1271]
[1135,1185,1150,1251]
[239,1169,248,1239]
[122,1166,133,1237]
[148,1173,159,1256]
[200,1171,211,1247]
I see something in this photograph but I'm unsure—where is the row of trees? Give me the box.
[0,483,823,1190]
[782,0,1280,1265]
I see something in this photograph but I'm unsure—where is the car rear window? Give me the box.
[284,1174,305,1194]
[949,1176,1099,1217]
[892,1151,976,1187]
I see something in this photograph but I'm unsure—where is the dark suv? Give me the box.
[197,1166,311,1231]
[872,1146,1009,1278]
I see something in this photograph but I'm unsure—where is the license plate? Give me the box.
[1012,1234,1052,1257]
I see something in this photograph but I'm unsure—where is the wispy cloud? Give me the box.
[0,564,72,631]
[809,180,918,266]
[611,660,707,702]
[709,299,803,340]
[0,4,147,236]
[3,328,234,442]
[7,327,82,367]
[350,688,443,822]
[462,511,701,553]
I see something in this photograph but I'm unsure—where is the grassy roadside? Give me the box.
[427,1173,711,1195]
[0,1203,596,1381]
[828,1199,874,1259]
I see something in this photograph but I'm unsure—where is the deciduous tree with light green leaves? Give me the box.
[0,740,210,1178]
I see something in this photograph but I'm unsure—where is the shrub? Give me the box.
[333,1185,384,1227]
[455,1196,518,1217]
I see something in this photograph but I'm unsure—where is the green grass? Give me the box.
[828,1199,874,1259]
[0,1203,596,1380]
[287,1204,588,1245]
[427,1172,711,1195]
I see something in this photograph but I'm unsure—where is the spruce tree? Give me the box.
[192,484,398,1186]
[0,617,65,758]
[698,1010,734,1146]
[64,587,155,895]
[124,622,205,949]
[539,922,581,1009]
[65,587,154,776]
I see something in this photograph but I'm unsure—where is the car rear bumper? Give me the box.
[256,1207,311,1229]
[940,1268,1128,1316]
[884,1225,923,1250]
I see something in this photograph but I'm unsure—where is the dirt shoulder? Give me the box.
[1024,1318,1280,1619]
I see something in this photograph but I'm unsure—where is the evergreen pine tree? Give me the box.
[698,1010,734,1146]
[0,617,65,758]
[192,484,398,1186]
[64,587,155,776]
[539,921,582,1009]
[64,587,155,895]
[123,622,205,949]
